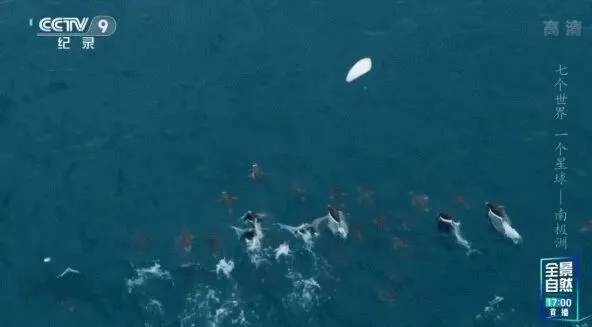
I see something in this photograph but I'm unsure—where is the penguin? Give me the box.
[485,202,522,244]
[437,212,481,255]
[485,202,508,232]
[325,205,348,239]
[437,212,455,234]
[241,210,263,226]
[248,163,265,182]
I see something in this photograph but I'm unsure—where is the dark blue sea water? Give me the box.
[0,0,591,326]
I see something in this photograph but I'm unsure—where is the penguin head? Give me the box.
[438,212,453,221]
[485,202,504,218]
[327,205,340,222]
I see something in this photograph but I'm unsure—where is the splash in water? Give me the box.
[274,242,291,261]
[215,258,234,279]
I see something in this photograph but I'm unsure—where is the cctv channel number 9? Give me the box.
[87,16,117,36]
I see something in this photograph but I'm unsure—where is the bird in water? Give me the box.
[437,212,455,234]
[291,182,306,201]
[437,212,480,256]
[219,191,237,214]
[321,205,349,239]
[240,210,266,226]
[248,163,267,182]
[357,186,374,205]
[230,212,266,251]
[410,191,430,212]
[486,202,522,244]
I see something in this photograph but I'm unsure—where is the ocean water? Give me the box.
[0,0,591,326]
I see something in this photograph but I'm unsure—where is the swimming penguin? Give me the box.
[485,202,522,244]
[486,202,513,231]
[437,212,481,255]
[241,211,263,225]
[248,163,267,182]
[240,210,267,226]
[219,191,237,213]
[437,212,455,234]
[323,205,348,239]
[327,205,341,224]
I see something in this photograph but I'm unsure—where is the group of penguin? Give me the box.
[438,202,523,245]
[230,205,349,247]
[230,201,521,256]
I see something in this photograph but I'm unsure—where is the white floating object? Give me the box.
[488,295,504,306]
[274,242,291,261]
[326,210,349,239]
[57,267,80,278]
[487,204,523,244]
[215,258,235,278]
[346,57,372,83]
[450,221,481,256]
[43,257,51,263]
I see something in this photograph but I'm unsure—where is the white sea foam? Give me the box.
[275,242,291,261]
[475,295,509,324]
[283,269,323,312]
[145,298,164,315]
[144,298,165,325]
[230,221,269,267]
[179,285,256,327]
[215,258,235,278]
[248,221,268,266]
[276,222,318,250]
[125,261,173,294]
[125,210,339,327]
[450,221,481,256]
[125,261,175,326]
[56,267,80,279]
[271,227,333,316]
